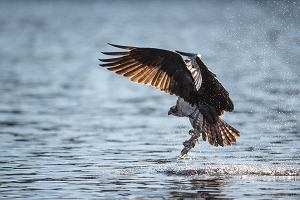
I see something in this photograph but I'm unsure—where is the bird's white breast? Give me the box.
[175,98,197,117]
[176,98,204,130]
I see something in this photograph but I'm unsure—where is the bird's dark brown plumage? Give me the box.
[99,43,240,153]
[100,43,198,104]
[100,43,234,119]
[195,58,234,115]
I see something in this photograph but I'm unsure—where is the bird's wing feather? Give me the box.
[196,58,234,115]
[185,59,202,91]
[100,44,198,104]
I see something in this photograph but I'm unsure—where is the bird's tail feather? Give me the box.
[202,119,240,147]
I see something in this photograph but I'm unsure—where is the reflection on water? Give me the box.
[0,0,299,199]
[169,178,227,199]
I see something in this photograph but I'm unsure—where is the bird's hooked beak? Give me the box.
[168,106,176,115]
[175,50,195,57]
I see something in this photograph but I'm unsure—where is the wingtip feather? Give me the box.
[99,63,107,67]
[107,43,135,50]
[101,51,129,56]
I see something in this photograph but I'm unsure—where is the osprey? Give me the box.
[99,43,240,156]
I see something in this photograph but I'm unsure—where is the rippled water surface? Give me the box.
[0,0,300,199]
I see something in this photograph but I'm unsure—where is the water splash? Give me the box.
[159,164,300,177]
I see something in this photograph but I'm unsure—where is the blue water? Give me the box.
[0,0,299,199]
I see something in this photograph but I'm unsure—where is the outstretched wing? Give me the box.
[100,43,198,104]
[196,57,234,115]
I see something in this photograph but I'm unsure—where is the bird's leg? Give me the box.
[181,129,201,156]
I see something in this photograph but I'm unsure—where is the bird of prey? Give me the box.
[99,43,240,156]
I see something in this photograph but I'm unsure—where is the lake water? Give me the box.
[0,0,299,199]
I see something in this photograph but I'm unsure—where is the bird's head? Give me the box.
[168,105,179,116]
[168,105,186,117]
[168,98,196,117]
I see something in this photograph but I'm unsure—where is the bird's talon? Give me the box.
[188,129,195,135]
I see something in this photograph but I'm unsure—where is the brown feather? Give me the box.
[151,70,163,86]
[106,58,137,67]
[108,61,139,71]
[101,51,129,56]
[220,121,236,144]
[155,72,166,88]
[168,78,175,93]
[152,70,163,87]
[160,74,169,90]
[136,68,153,83]
[224,126,237,143]
[155,71,166,87]
[122,64,144,77]
[100,44,200,104]
[99,56,131,63]
[130,67,151,82]
[202,131,207,141]
[204,121,214,145]
[143,67,159,85]
[218,123,231,145]
[114,64,142,75]
[210,124,218,146]
[108,43,136,50]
